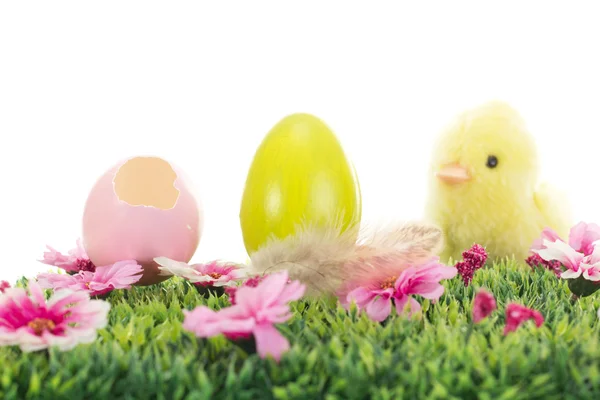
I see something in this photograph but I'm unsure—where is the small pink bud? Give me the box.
[472,289,496,323]
[503,303,544,335]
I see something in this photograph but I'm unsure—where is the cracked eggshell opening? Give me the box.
[82,156,203,286]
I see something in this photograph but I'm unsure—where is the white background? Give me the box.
[1,2,598,284]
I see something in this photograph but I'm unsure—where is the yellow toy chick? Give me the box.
[424,100,572,264]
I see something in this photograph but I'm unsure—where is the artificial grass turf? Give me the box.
[2,259,600,400]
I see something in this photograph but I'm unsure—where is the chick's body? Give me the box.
[425,101,571,263]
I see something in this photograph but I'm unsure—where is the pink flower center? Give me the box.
[380,276,397,289]
[208,273,223,279]
[77,259,96,273]
[28,318,56,336]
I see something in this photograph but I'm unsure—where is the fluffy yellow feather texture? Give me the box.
[424,100,572,264]
[244,220,444,296]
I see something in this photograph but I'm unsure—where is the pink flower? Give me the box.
[225,275,266,305]
[531,222,600,281]
[342,257,457,322]
[0,281,10,294]
[455,244,488,286]
[577,246,600,281]
[530,228,563,252]
[462,244,488,266]
[472,289,497,323]
[536,239,584,273]
[503,303,544,335]
[183,306,254,341]
[535,239,600,281]
[570,222,600,255]
[0,282,110,352]
[183,271,305,362]
[154,257,242,287]
[36,260,143,297]
[39,239,96,273]
[532,222,600,256]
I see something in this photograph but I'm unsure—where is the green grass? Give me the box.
[2,260,600,400]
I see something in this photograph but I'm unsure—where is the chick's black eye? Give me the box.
[486,155,498,168]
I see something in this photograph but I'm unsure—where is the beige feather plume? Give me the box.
[244,220,445,297]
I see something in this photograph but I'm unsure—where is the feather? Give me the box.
[245,221,359,296]
[245,220,445,297]
[355,220,444,262]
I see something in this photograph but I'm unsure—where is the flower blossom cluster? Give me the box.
[455,244,488,286]
[340,257,458,322]
[531,222,600,281]
[0,282,110,352]
[37,240,143,297]
[183,271,305,361]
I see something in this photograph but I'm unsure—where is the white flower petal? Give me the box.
[154,257,201,280]
[212,279,237,287]
[154,257,188,270]
[582,263,600,281]
[586,245,600,264]
[187,275,214,284]
[157,269,174,277]
[536,240,584,270]
[561,268,582,279]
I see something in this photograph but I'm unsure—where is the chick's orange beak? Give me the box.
[435,163,471,184]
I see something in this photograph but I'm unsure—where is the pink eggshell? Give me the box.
[82,156,203,286]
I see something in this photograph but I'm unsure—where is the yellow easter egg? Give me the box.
[240,113,362,255]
